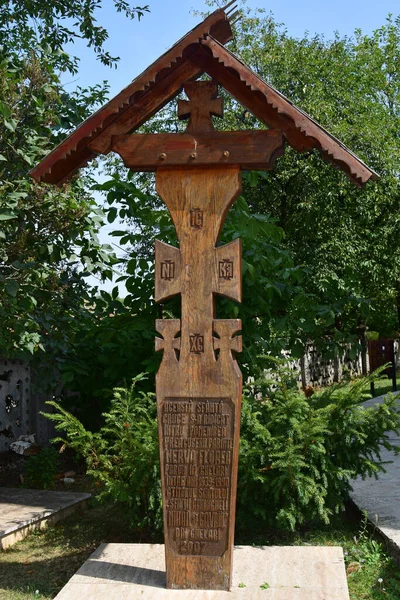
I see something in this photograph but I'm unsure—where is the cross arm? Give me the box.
[112,130,285,171]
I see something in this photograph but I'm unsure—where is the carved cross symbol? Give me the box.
[178,80,223,132]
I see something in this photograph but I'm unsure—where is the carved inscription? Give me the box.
[189,334,204,354]
[190,208,203,229]
[161,260,175,281]
[162,398,234,557]
[218,259,233,281]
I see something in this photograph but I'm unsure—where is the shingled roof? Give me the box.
[30,6,378,187]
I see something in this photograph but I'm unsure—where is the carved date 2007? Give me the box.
[178,540,206,555]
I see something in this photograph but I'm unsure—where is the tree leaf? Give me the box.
[5,280,19,297]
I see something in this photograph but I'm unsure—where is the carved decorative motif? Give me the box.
[190,208,204,229]
[178,80,223,132]
[30,8,377,187]
[29,6,379,585]
[189,334,205,354]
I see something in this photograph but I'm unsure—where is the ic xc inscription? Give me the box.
[190,334,204,354]
[162,397,235,557]
[190,208,203,229]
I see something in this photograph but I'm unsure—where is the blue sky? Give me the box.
[72,0,399,292]
[67,0,399,99]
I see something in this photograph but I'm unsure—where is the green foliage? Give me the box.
[346,511,387,567]
[80,8,400,392]
[260,582,270,590]
[43,368,400,533]
[0,1,150,363]
[91,173,306,383]
[28,5,400,405]
[24,447,59,489]
[237,361,400,531]
[0,1,149,73]
[366,331,380,341]
[226,7,400,340]
[42,374,162,532]
[0,46,115,358]
[58,310,157,422]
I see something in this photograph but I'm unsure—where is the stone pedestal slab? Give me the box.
[54,543,350,599]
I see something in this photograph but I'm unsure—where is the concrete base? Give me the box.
[0,488,91,550]
[54,544,349,599]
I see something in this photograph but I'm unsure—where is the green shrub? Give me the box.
[25,447,59,489]
[42,374,162,533]
[237,358,400,531]
[43,367,400,533]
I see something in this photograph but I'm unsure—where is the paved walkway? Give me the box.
[0,488,91,549]
[350,393,400,560]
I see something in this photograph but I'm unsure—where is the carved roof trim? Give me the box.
[30,9,233,185]
[195,36,378,186]
[30,10,378,187]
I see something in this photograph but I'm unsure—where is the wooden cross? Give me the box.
[155,166,242,590]
[178,80,223,132]
[110,81,285,591]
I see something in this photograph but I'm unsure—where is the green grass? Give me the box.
[0,497,163,600]
[360,375,400,402]
[0,498,398,600]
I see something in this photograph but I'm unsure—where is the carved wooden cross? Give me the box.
[113,80,284,171]
[112,80,284,591]
[178,80,223,132]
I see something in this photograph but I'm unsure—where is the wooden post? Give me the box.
[155,167,242,589]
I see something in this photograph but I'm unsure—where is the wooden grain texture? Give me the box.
[155,167,242,590]
[30,11,377,188]
[178,80,223,132]
[89,58,202,155]
[113,130,284,171]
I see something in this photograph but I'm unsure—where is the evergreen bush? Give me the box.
[237,359,400,531]
[43,366,400,532]
[43,374,162,532]
[25,447,59,489]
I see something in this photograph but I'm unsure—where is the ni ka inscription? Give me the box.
[219,259,234,280]
[162,397,234,557]
[161,260,175,281]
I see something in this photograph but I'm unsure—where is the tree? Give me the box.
[94,9,400,382]
[7,1,398,408]
[0,1,149,359]
[0,1,148,73]
[226,8,400,346]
